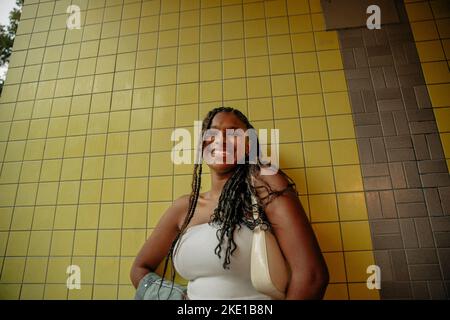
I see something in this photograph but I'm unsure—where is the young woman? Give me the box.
[130,107,329,300]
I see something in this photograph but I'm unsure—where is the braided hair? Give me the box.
[158,106,297,297]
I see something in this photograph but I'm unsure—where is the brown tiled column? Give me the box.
[337,1,450,299]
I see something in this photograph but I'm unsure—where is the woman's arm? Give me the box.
[130,195,189,289]
[255,172,329,300]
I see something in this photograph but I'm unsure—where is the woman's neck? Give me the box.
[207,170,234,199]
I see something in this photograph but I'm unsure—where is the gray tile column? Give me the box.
[337,0,450,299]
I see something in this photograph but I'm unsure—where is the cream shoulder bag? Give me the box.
[250,194,291,300]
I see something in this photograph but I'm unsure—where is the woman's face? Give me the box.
[202,112,249,174]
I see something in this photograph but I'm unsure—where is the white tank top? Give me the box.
[173,222,273,300]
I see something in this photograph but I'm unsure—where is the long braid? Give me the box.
[158,107,298,297]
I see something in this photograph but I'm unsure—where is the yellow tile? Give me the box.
[9,120,29,140]
[97,230,121,256]
[223,39,245,59]
[119,257,135,285]
[82,157,104,180]
[76,204,100,229]
[310,0,323,13]
[289,14,312,33]
[129,130,151,153]
[333,165,363,192]
[348,283,380,300]
[94,257,120,284]
[422,61,450,84]
[245,37,268,56]
[311,13,326,31]
[99,203,123,229]
[6,231,29,256]
[298,94,325,117]
[427,83,450,107]
[309,194,338,222]
[293,52,318,73]
[0,162,21,184]
[247,76,271,98]
[20,284,45,299]
[411,20,439,41]
[101,179,125,203]
[79,180,102,204]
[441,133,450,159]
[247,56,270,77]
[272,74,297,96]
[130,108,153,131]
[345,251,376,282]
[50,230,74,256]
[267,16,289,35]
[200,80,222,102]
[104,155,126,178]
[405,2,433,21]
[265,0,287,18]
[123,203,147,229]
[327,115,356,139]
[32,207,54,230]
[248,98,273,122]
[72,230,97,256]
[317,50,343,71]
[321,70,347,92]
[244,19,266,38]
[323,252,347,283]
[306,166,335,194]
[312,222,342,252]
[341,221,373,251]
[57,181,80,205]
[16,183,38,206]
[330,139,359,165]
[121,229,146,256]
[324,283,349,300]
[147,202,170,228]
[223,21,245,40]
[296,72,322,94]
[324,92,352,115]
[150,151,173,176]
[224,78,247,100]
[0,208,12,230]
[125,177,148,202]
[279,143,304,168]
[284,168,307,195]
[270,54,294,75]
[275,118,302,143]
[43,284,68,300]
[273,96,299,119]
[286,0,309,15]
[301,117,329,141]
[149,176,173,201]
[434,107,450,132]
[28,231,52,256]
[134,68,155,88]
[1,257,26,282]
[304,141,332,167]
[416,40,446,62]
[243,2,264,20]
[154,85,176,107]
[223,58,245,79]
[314,31,339,50]
[268,35,292,55]
[36,182,59,205]
[125,154,149,178]
[291,33,316,53]
[151,128,174,152]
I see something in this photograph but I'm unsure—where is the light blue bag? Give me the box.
[134,272,188,300]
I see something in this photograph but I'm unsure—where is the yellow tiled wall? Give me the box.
[0,0,378,300]
[405,0,450,170]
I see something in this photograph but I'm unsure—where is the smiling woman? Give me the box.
[130,107,329,300]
